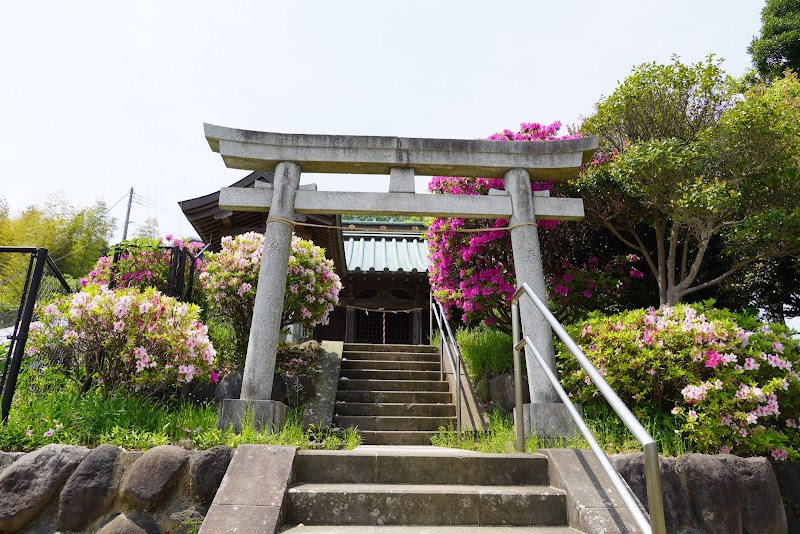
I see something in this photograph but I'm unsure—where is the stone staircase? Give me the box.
[280,448,581,532]
[334,343,456,445]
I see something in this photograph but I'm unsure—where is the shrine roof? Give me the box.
[344,234,428,274]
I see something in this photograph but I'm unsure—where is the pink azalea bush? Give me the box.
[83,235,204,293]
[27,285,216,394]
[559,303,799,460]
[428,121,641,332]
[200,232,341,362]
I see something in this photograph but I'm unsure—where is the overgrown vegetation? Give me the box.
[558,302,799,460]
[431,405,690,457]
[0,369,360,452]
[455,325,514,383]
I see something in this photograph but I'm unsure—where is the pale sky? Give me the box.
[1,1,764,243]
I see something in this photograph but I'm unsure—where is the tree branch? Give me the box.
[679,257,758,298]
[681,231,690,281]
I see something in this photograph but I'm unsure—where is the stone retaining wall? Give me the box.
[612,453,798,534]
[0,444,232,533]
[1,445,798,533]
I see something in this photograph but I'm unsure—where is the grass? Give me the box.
[0,369,361,452]
[455,325,517,383]
[431,404,690,457]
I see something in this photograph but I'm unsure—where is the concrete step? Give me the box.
[344,351,441,362]
[335,402,456,417]
[358,430,440,445]
[294,451,550,486]
[336,390,453,404]
[280,527,582,533]
[333,415,455,431]
[338,379,450,392]
[341,359,441,371]
[340,369,443,381]
[286,483,567,526]
[345,343,438,354]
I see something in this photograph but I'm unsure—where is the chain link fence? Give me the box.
[0,247,72,421]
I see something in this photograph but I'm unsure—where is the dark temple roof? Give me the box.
[178,171,345,275]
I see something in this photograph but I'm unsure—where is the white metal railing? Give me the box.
[430,297,462,436]
[512,282,666,534]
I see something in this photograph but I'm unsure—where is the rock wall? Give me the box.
[2,445,797,534]
[0,444,232,534]
[612,453,796,534]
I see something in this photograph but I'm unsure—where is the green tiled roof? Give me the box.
[345,237,428,273]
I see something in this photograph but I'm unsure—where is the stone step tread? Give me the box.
[345,343,439,354]
[358,430,441,446]
[338,379,450,392]
[287,483,567,526]
[334,402,456,416]
[341,359,441,370]
[293,451,550,486]
[340,369,443,380]
[333,415,455,431]
[280,527,581,533]
[336,391,454,403]
[343,351,441,362]
[289,483,565,495]
[296,449,547,459]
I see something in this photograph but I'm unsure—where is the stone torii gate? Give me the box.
[203,124,597,437]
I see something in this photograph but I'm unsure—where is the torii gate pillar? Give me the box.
[505,169,580,439]
[217,162,301,433]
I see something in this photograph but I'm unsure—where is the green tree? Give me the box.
[749,0,800,81]
[579,58,800,306]
[0,193,115,284]
[132,217,160,239]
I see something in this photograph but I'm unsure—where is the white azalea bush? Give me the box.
[200,232,341,366]
[27,285,216,395]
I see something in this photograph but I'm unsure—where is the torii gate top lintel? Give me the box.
[204,123,598,180]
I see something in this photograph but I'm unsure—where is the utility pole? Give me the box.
[121,187,133,241]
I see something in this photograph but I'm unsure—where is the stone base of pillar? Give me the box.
[217,399,287,434]
[515,402,583,443]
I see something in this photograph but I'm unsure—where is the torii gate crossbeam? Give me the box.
[204,123,598,438]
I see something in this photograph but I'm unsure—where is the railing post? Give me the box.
[429,292,433,345]
[437,301,462,437]
[644,441,667,534]
[512,300,525,452]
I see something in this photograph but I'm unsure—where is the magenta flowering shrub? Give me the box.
[428,122,577,332]
[200,232,341,362]
[83,235,204,293]
[27,285,216,394]
[558,303,799,460]
[428,121,642,332]
[549,254,644,320]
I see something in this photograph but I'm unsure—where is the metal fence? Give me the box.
[106,243,208,303]
[0,247,72,422]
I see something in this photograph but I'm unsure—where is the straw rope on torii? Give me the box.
[203,123,598,435]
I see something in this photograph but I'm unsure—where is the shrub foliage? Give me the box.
[558,303,799,460]
[200,233,341,361]
[28,285,216,395]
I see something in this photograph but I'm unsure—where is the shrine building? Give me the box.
[179,171,432,346]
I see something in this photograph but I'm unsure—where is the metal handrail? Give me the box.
[430,298,462,436]
[512,282,666,534]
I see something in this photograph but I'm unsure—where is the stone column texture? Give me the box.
[504,168,559,404]
[241,161,302,400]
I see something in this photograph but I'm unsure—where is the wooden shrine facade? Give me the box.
[179,176,430,345]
